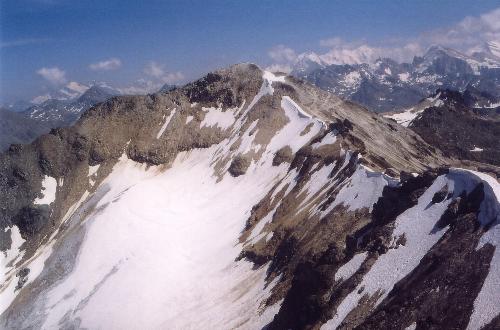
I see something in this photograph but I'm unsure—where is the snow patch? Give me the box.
[281,96,312,119]
[311,132,337,149]
[398,72,410,82]
[264,96,321,154]
[384,107,424,127]
[323,165,394,214]
[335,252,368,282]
[34,175,57,205]
[242,70,285,116]
[343,71,362,87]
[88,164,100,177]
[156,108,176,139]
[200,107,236,129]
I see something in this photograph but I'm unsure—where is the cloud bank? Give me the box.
[36,67,66,84]
[267,7,500,70]
[89,58,122,71]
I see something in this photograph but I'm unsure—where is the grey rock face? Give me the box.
[0,107,49,151]
[228,154,251,176]
[407,89,500,169]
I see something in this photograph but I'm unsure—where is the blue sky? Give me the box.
[1,0,500,103]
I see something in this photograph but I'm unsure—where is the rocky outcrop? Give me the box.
[228,154,251,176]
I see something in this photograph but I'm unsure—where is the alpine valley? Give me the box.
[0,63,499,330]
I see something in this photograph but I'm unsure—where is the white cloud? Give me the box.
[66,81,89,94]
[0,38,51,48]
[118,79,160,95]
[265,64,292,73]
[36,67,66,84]
[89,58,122,71]
[268,7,500,69]
[144,61,165,78]
[268,45,297,62]
[118,75,184,96]
[144,61,185,83]
[319,37,358,48]
[30,94,51,104]
[161,72,185,84]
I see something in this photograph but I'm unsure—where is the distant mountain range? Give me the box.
[24,84,120,124]
[293,42,500,112]
[0,84,120,150]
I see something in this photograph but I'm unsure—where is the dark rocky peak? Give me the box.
[417,46,475,76]
[159,83,176,93]
[77,85,119,105]
[471,41,500,63]
[433,89,468,109]
[431,88,500,115]
[422,45,469,62]
[372,57,405,75]
[183,63,262,107]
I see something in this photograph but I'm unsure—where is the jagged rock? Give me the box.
[431,184,449,204]
[228,154,251,177]
[13,206,50,237]
[15,268,30,291]
[272,146,293,166]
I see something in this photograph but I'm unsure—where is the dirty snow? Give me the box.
[186,115,194,124]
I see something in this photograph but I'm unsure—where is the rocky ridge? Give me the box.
[385,89,500,171]
[0,64,498,329]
